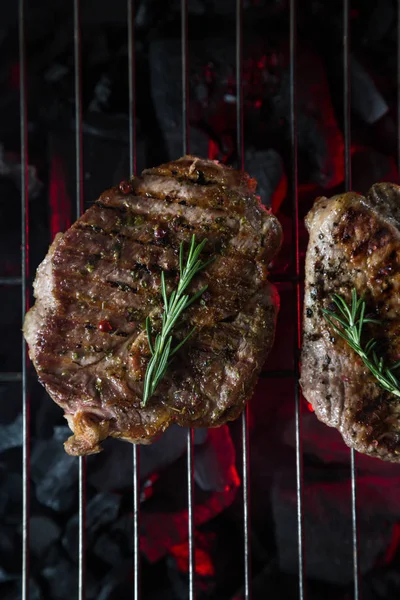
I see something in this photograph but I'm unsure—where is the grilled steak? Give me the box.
[24,156,282,455]
[301,182,400,462]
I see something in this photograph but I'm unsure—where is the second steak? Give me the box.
[301,183,400,462]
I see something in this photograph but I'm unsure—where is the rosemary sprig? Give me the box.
[322,288,400,397]
[142,234,212,407]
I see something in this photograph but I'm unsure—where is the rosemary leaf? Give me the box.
[322,289,400,398]
[142,234,212,407]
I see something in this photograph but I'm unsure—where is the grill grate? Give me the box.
[72,2,87,599]
[343,2,360,597]
[18,0,30,598]
[10,0,393,597]
[127,2,141,599]
[235,3,252,599]
[288,2,305,598]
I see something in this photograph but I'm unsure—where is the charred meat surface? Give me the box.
[301,182,400,462]
[24,156,282,455]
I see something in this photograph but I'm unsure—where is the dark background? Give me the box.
[1,0,400,598]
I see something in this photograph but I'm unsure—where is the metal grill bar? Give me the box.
[0,372,23,382]
[181,0,190,157]
[187,428,195,598]
[343,3,360,598]
[289,1,305,597]
[236,0,244,169]
[127,2,141,598]
[180,1,196,597]
[343,0,352,193]
[19,1,30,598]
[0,277,23,285]
[236,2,252,598]
[350,449,359,598]
[73,1,87,598]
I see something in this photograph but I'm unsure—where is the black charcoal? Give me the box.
[0,526,20,575]
[0,145,43,199]
[96,560,132,600]
[0,578,42,600]
[63,492,121,561]
[0,471,22,519]
[351,56,388,125]
[30,516,61,557]
[42,543,99,600]
[42,553,79,600]
[31,428,79,512]
[245,148,286,208]
[0,414,23,453]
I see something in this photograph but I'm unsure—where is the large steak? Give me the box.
[24,156,282,455]
[301,183,400,462]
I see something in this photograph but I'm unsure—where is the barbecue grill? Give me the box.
[3,0,398,598]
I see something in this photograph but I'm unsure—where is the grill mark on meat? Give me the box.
[132,174,248,213]
[24,155,282,455]
[56,233,179,273]
[102,190,241,230]
[107,280,137,293]
[55,238,260,320]
[86,201,239,246]
[72,221,237,264]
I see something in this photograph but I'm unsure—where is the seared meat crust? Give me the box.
[24,156,282,455]
[301,183,400,461]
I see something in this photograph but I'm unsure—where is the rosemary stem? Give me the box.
[142,235,211,407]
[323,289,400,398]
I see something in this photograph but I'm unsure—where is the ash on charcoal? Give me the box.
[0,145,42,199]
[272,466,395,585]
[0,414,23,453]
[245,148,286,210]
[30,516,61,558]
[0,385,21,426]
[31,427,79,513]
[351,56,388,125]
[63,492,121,562]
